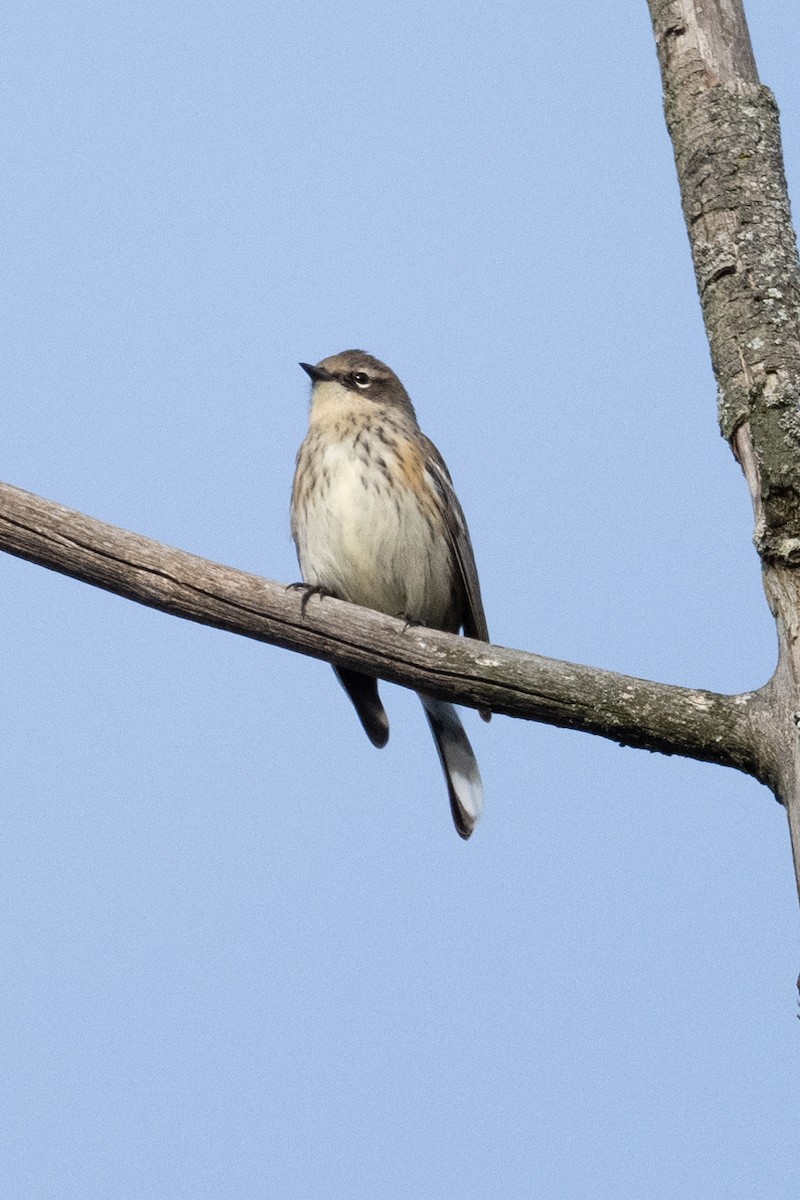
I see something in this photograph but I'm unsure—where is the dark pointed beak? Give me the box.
[299,362,333,383]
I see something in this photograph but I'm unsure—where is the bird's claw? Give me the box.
[288,582,337,617]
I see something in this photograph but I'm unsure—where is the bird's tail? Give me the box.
[335,667,390,748]
[419,694,484,839]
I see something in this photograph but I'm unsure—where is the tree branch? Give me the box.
[0,479,770,781]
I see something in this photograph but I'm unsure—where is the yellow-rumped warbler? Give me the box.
[291,350,490,839]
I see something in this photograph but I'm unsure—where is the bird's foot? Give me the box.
[288,582,337,617]
[397,613,424,634]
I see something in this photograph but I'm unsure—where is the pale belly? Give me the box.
[294,441,457,627]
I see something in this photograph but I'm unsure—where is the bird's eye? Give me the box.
[352,372,371,388]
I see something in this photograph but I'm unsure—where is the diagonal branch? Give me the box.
[0,479,772,784]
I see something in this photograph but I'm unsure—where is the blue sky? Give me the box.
[2,3,799,1197]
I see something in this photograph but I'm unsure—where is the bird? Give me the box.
[291,349,490,838]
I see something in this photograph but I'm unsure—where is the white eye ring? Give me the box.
[352,372,371,388]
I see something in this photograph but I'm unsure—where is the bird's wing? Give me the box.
[420,435,490,644]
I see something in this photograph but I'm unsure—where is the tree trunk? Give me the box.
[648,0,800,902]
